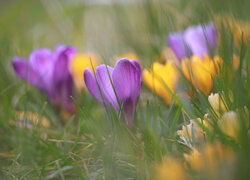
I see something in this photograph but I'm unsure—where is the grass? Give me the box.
[0,0,249,179]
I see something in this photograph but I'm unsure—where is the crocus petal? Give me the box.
[203,23,217,50]
[184,24,217,58]
[12,57,28,79]
[168,32,191,60]
[29,48,54,76]
[84,68,103,104]
[53,48,71,85]
[112,59,142,127]
[12,57,46,91]
[95,65,119,110]
[55,45,76,61]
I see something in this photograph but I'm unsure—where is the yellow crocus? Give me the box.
[208,92,228,115]
[219,111,241,141]
[155,157,186,180]
[181,54,222,96]
[143,61,179,105]
[185,143,234,174]
[70,53,98,92]
[217,16,250,46]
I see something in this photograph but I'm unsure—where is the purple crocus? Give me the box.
[168,23,217,60]
[12,45,76,114]
[84,59,141,129]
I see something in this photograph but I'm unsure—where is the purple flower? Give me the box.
[84,59,142,129]
[168,23,217,61]
[12,45,76,114]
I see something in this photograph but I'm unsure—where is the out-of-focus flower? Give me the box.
[181,54,222,95]
[168,23,217,61]
[143,61,179,105]
[208,92,228,115]
[217,16,250,46]
[219,111,241,141]
[155,157,186,180]
[70,53,98,92]
[185,143,234,175]
[12,45,76,114]
[177,117,207,146]
[10,111,50,128]
[84,59,141,129]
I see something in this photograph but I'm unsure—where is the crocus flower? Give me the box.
[70,53,98,92]
[185,143,234,174]
[208,92,228,115]
[155,157,186,180]
[143,61,179,105]
[181,54,222,95]
[217,16,250,47]
[12,45,76,114]
[168,23,217,60]
[177,117,207,146]
[84,59,141,129]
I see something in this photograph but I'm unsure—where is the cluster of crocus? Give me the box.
[168,23,221,95]
[208,92,249,141]
[216,16,250,47]
[12,45,76,115]
[168,23,217,61]
[177,92,249,147]
[143,23,219,104]
[84,59,141,129]
[155,143,235,180]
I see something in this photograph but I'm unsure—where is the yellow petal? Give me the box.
[143,62,179,105]
[70,53,99,92]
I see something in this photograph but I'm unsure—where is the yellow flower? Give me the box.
[219,111,241,141]
[177,117,207,145]
[185,143,234,174]
[155,157,186,180]
[70,53,98,92]
[143,61,179,105]
[208,92,228,115]
[181,54,222,96]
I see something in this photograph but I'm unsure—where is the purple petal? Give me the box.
[184,23,217,58]
[54,44,76,61]
[95,65,119,111]
[112,59,142,127]
[12,57,47,91]
[29,48,54,76]
[84,68,103,104]
[49,74,75,113]
[168,32,191,60]
[12,57,28,79]
[53,48,71,85]
[203,23,217,50]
